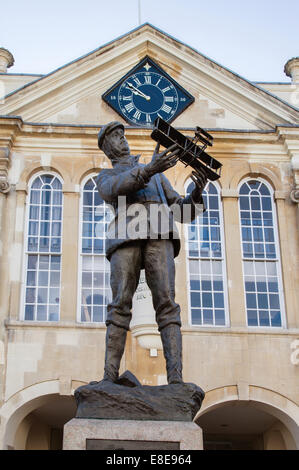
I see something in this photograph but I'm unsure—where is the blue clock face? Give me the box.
[102,57,194,127]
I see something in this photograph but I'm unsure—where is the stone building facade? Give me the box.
[0,24,298,450]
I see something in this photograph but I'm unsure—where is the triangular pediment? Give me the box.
[1,24,299,130]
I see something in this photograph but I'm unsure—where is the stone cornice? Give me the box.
[0,118,294,161]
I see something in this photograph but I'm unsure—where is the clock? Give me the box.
[102,56,194,127]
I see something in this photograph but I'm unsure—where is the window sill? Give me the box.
[4,319,107,330]
[182,325,299,335]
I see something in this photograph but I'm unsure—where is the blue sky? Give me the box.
[1,0,298,82]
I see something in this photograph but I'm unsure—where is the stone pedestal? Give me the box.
[63,418,203,450]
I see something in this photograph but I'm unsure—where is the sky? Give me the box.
[1,0,298,82]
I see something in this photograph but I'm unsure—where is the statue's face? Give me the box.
[104,127,130,159]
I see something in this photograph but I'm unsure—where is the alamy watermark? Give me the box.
[95,195,204,243]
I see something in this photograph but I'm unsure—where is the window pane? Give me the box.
[247,310,258,326]
[270,310,281,327]
[26,288,36,303]
[191,309,202,325]
[203,309,213,324]
[25,305,34,321]
[38,271,48,286]
[37,305,47,321]
[49,306,59,322]
[215,309,225,325]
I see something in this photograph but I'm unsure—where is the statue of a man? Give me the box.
[96,121,207,385]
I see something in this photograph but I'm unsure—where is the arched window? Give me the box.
[23,173,63,321]
[79,175,112,322]
[186,181,229,326]
[239,179,285,327]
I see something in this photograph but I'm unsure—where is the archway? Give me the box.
[195,386,298,450]
[0,381,77,450]
[17,395,76,450]
[196,401,294,450]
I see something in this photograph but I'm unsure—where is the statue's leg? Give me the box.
[160,323,183,384]
[104,242,142,382]
[144,239,183,384]
[103,323,127,382]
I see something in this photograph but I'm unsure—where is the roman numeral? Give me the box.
[122,95,132,101]
[146,114,152,123]
[144,75,151,85]
[161,104,172,113]
[133,110,141,120]
[162,86,171,93]
[164,96,174,102]
[125,103,134,113]
[133,77,141,87]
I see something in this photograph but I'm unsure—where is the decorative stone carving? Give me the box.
[290,188,299,204]
[0,147,10,194]
[0,177,10,194]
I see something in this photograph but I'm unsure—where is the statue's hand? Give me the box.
[144,143,180,177]
[190,170,207,202]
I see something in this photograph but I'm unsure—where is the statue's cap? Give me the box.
[98,121,124,149]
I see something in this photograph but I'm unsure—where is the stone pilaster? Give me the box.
[0,146,11,409]
[59,184,80,322]
[221,189,247,328]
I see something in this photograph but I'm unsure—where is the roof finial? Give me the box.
[284,57,299,83]
[0,48,14,73]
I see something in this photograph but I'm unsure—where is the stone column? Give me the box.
[221,189,247,328]
[59,184,80,322]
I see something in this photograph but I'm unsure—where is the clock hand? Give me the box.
[127,82,150,101]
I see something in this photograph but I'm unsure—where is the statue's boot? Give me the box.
[160,323,183,384]
[103,324,127,382]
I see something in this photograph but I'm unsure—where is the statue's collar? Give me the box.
[112,154,141,167]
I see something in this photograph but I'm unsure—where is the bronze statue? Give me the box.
[96,121,207,385]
